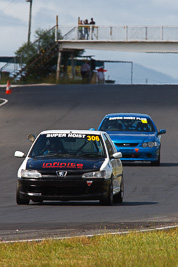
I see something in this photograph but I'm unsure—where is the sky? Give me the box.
[1,0,178,80]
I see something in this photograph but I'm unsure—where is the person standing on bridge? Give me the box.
[90,18,95,25]
[90,18,96,40]
[78,19,84,39]
[84,19,89,40]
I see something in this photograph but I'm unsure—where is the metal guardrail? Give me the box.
[58,25,178,41]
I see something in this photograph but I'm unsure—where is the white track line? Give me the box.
[1,224,177,244]
[0,98,8,107]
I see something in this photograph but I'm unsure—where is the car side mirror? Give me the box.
[158,129,166,135]
[14,151,25,158]
[112,152,122,159]
[27,134,36,143]
[89,128,96,131]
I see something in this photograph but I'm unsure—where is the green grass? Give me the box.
[0,75,88,85]
[0,228,177,267]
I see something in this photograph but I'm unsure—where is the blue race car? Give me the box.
[98,113,166,165]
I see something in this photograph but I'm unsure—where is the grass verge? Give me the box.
[0,228,177,267]
[0,75,89,85]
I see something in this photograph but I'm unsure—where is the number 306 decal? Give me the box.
[87,135,100,141]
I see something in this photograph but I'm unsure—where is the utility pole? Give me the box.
[56,15,62,82]
[26,0,33,45]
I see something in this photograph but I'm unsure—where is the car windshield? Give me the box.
[100,116,155,132]
[29,133,106,158]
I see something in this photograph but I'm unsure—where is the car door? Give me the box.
[103,134,122,194]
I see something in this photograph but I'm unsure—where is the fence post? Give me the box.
[161,26,164,40]
[125,26,128,41]
[89,25,92,40]
[110,27,112,40]
[145,27,148,40]
[55,15,58,41]
[76,26,79,40]
[96,26,98,40]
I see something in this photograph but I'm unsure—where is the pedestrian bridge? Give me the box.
[57,25,178,53]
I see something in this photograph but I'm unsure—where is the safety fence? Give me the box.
[59,25,178,41]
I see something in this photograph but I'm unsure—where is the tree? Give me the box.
[15,27,84,82]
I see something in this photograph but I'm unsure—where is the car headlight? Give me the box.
[82,170,106,179]
[21,169,42,178]
[142,142,158,148]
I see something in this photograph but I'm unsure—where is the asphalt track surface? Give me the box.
[0,84,177,241]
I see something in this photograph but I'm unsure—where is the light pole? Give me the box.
[26,0,33,45]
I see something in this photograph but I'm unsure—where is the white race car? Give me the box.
[15,130,124,205]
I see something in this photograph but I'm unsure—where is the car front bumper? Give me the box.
[17,177,111,201]
[115,146,160,162]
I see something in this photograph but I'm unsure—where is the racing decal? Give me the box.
[46,133,86,138]
[27,158,104,171]
[86,181,93,186]
[42,162,83,169]
[68,133,86,138]
[46,133,101,140]
[140,118,147,123]
[109,117,147,123]
[46,133,67,138]
[109,116,135,120]
[87,135,100,141]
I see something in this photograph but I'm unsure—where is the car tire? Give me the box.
[151,150,160,166]
[100,179,113,206]
[114,176,124,203]
[16,186,29,205]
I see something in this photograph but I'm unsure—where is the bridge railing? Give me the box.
[58,25,178,41]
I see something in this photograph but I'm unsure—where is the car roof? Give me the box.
[104,113,151,119]
[40,130,104,135]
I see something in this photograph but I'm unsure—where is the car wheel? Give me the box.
[151,150,160,166]
[114,176,124,203]
[100,179,113,206]
[16,186,29,205]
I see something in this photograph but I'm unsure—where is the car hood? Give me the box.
[107,131,157,143]
[26,157,104,172]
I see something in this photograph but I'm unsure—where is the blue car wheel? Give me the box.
[151,149,160,166]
